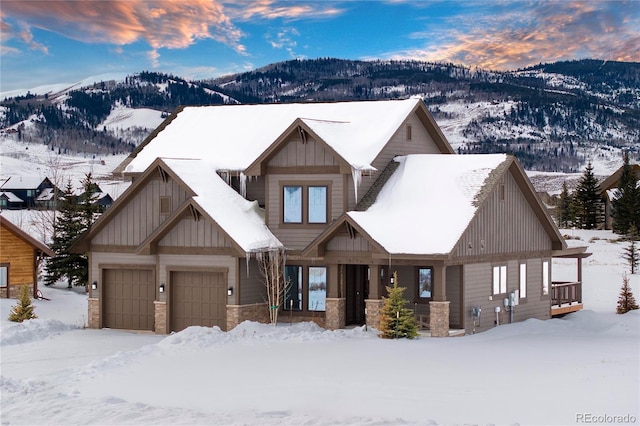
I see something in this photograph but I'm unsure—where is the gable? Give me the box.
[0,216,54,257]
[454,167,554,258]
[267,129,341,171]
[158,215,234,251]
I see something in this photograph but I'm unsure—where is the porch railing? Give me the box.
[551,281,582,307]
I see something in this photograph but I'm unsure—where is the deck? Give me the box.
[551,281,583,316]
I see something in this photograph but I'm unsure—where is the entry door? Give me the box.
[345,265,368,325]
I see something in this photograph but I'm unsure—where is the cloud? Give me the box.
[383,1,639,70]
[229,0,343,21]
[0,17,48,54]
[0,0,245,61]
[266,28,301,57]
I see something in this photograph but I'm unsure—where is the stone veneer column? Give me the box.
[154,301,167,334]
[325,298,345,330]
[365,299,384,330]
[227,303,270,331]
[429,301,450,337]
[88,297,100,329]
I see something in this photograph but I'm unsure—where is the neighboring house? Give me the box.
[72,98,588,335]
[0,215,54,298]
[0,191,24,210]
[597,164,640,230]
[0,177,55,209]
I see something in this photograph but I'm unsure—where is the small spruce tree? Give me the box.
[556,181,574,228]
[612,152,639,236]
[624,237,639,274]
[378,271,418,339]
[616,273,639,314]
[8,285,38,322]
[574,161,601,230]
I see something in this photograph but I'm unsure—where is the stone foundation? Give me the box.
[154,301,167,334]
[429,301,450,337]
[325,298,345,330]
[88,297,100,329]
[5,283,35,299]
[365,299,384,330]
[226,303,270,331]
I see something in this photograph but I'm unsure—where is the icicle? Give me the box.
[245,252,251,275]
[351,167,362,202]
[240,172,247,199]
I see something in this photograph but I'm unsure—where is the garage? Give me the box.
[170,270,227,332]
[103,268,155,331]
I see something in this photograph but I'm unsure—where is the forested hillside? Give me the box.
[1,59,638,172]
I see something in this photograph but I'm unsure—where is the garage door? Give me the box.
[170,271,226,332]
[103,268,155,331]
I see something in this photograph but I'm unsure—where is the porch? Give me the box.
[551,281,583,316]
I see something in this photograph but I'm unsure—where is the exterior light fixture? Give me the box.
[159,283,165,293]
[227,287,233,296]
[91,281,97,290]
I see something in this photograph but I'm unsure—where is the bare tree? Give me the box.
[256,248,288,325]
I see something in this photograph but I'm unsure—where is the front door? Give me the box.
[345,265,368,325]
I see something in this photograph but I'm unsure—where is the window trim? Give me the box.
[283,185,303,224]
[0,264,8,288]
[406,124,412,141]
[415,266,433,302]
[492,265,507,295]
[281,181,330,226]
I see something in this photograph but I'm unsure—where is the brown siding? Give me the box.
[92,176,190,246]
[158,216,232,248]
[239,257,265,304]
[455,170,552,258]
[446,265,462,328]
[462,259,550,333]
[0,225,36,295]
[326,232,371,252]
[268,133,339,168]
[246,176,265,207]
[267,173,344,251]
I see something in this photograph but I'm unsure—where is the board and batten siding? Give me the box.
[326,232,371,252]
[347,113,445,210]
[158,216,232,248]
[267,173,344,251]
[92,176,190,247]
[455,168,552,258]
[462,258,550,333]
[239,257,266,304]
[268,133,339,168]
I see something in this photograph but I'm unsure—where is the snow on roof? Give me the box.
[36,187,55,201]
[160,158,282,253]
[0,191,23,202]
[0,176,45,190]
[347,154,509,255]
[126,99,421,174]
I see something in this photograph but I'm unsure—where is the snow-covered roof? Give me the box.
[160,158,282,253]
[36,187,55,201]
[347,154,509,255]
[125,99,422,174]
[0,176,46,190]
[0,191,23,202]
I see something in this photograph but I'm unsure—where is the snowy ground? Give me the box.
[1,229,638,426]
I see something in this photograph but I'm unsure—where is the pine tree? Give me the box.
[612,152,639,235]
[8,285,38,322]
[624,236,639,274]
[378,272,418,339]
[574,162,601,229]
[45,174,98,288]
[556,180,574,228]
[616,273,639,314]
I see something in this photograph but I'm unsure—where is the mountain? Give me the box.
[1,59,638,173]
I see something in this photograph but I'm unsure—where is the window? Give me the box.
[492,265,507,295]
[0,198,7,209]
[519,263,527,298]
[283,186,302,223]
[308,187,327,223]
[542,261,549,295]
[283,185,328,224]
[418,267,433,299]
[284,265,302,310]
[0,265,7,287]
[406,124,412,141]
[308,267,327,311]
[160,196,171,215]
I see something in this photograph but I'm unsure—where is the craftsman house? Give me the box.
[0,215,54,298]
[0,177,55,209]
[72,98,587,335]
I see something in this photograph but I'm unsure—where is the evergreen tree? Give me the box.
[378,272,418,339]
[556,181,574,228]
[612,152,639,235]
[8,285,37,322]
[45,174,98,288]
[616,273,639,314]
[574,162,601,229]
[624,237,639,274]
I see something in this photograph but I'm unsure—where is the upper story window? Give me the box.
[406,124,412,141]
[492,265,507,295]
[160,196,171,215]
[283,185,328,224]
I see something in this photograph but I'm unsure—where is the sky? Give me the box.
[1,0,639,93]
